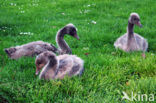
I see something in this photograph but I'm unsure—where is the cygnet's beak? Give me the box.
[4,49,8,54]
[74,34,79,40]
[4,48,12,57]
[136,21,142,28]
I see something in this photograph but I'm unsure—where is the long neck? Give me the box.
[56,29,71,54]
[48,58,58,72]
[127,21,135,46]
[39,58,58,79]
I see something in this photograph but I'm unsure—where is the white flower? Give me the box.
[83,47,89,50]
[10,3,13,6]
[87,5,90,7]
[20,32,33,35]
[91,20,96,24]
[32,3,38,6]
[21,11,25,13]
[10,3,16,6]
[84,10,90,13]
[80,10,82,14]
[61,13,65,15]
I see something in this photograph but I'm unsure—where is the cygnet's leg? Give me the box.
[142,52,146,58]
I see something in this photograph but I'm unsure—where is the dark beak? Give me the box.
[4,49,9,54]
[74,34,79,40]
[136,21,142,28]
[4,49,11,57]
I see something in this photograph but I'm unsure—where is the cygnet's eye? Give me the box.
[70,28,76,35]
[134,18,137,21]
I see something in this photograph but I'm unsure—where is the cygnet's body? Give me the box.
[5,41,57,59]
[114,13,148,52]
[35,51,84,80]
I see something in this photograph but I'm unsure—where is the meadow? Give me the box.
[0,0,156,102]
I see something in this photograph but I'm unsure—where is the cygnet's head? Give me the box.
[35,51,55,75]
[4,47,16,57]
[62,23,79,40]
[129,13,142,27]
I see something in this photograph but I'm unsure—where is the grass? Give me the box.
[0,0,156,102]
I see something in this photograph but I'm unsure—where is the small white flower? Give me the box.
[19,32,33,35]
[21,11,25,13]
[33,3,38,6]
[3,27,7,29]
[10,3,16,6]
[10,3,13,6]
[80,10,82,14]
[83,47,89,50]
[87,5,90,7]
[84,10,90,13]
[91,20,96,24]
[61,13,65,15]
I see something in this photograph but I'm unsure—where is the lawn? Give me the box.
[0,0,156,102]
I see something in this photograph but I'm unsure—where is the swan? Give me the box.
[114,13,148,56]
[56,23,79,54]
[35,51,84,80]
[4,23,79,59]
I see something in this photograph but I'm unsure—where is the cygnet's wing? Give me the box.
[55,57,73,79]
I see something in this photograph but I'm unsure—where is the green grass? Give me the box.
[0,0,156,102]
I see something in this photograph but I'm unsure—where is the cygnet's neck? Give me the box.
[48,57,58,72]
[127,21,134,35]
[39,57,58,79]
[127,21,135,46]
[56,28,71,54]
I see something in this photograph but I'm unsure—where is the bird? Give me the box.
[56,23,79,54]
[35,51,84,80]
[114,13,148,57]
[4,23,79,59]
[4,41,58,59]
